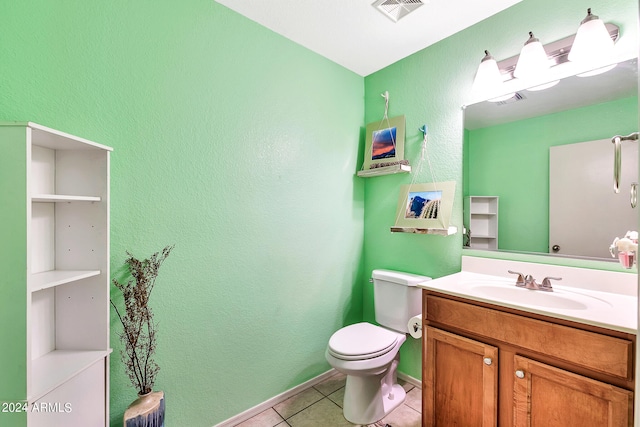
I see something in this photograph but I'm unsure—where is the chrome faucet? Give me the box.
[508,270,561,292]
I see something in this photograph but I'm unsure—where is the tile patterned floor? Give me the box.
[234,372,421,427]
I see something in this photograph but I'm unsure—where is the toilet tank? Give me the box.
[372,269,431,333]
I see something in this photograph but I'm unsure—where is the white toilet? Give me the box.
[325,269,431,425]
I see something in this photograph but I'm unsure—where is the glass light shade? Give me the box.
[472,51,514,101]
[513,33,551,81]
[568,9,614,67]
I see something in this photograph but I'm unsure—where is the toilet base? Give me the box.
[342,355,405,425]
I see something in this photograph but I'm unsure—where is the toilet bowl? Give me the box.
[325,322,407,424]
[325,269,430,425]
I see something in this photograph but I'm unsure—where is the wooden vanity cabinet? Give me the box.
[422,291,635,427]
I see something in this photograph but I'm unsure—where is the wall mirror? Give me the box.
[463,58,639,261]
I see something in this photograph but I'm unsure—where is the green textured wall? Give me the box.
[467,96,638,253]
[363,0,638,380]
[0,1,364,426]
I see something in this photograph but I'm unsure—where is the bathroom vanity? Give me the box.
[419,257,637,427]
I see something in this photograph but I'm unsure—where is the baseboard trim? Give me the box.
[212,368,338,427]
[397,371,422,389]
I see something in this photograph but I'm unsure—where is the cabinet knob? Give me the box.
[483,357,492,366]
[515,370,525,379]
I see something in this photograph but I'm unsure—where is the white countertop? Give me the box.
[417,256,638,334]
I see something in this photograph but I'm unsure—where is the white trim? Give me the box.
[212,369,338,427]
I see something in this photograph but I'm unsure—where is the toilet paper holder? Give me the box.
[412,322,421,333]
[408,315,423,339]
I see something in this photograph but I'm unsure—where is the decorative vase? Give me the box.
[124,391,165,427]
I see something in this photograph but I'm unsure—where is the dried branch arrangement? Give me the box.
[111,245,174,395]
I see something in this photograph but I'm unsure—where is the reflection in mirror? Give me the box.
[463,58,639,260]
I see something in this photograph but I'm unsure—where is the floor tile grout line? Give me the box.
[311,384,333,398]
[325,395,344,411]
[276,394,327,421]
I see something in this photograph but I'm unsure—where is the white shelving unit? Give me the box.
[466,196,499,249]
[0,122,112,426]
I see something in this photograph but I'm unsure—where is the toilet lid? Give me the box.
[328,322,399,360]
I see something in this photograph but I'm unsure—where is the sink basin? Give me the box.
[469,284,613,311]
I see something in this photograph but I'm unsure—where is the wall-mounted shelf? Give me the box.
[357,163,411,177]
[391,225,458,236]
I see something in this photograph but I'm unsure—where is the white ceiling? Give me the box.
[215,0,523,76]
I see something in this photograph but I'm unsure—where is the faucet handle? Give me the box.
[508,270,526,286]
[541,276,562,290]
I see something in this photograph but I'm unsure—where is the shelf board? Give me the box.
[29,270,101,292]
[470,235,497,239]
[28,349,111,403]
[31,194,101,203]
[470,212,497,216]
[357,164,411,177]
[390,225,458,236]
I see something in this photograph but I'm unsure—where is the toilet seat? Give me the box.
[328,322,401,361]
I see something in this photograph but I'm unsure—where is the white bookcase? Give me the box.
[465,196,499,250]
[0,122,112,426]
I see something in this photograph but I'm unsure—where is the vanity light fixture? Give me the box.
[569,8,615,73]
[471,11,619,103]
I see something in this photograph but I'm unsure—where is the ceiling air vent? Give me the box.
[372,0,424,22]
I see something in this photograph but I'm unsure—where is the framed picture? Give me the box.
[363,115,405,170]
[393,181,456,230]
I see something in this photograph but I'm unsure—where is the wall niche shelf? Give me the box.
[357,163,411,177]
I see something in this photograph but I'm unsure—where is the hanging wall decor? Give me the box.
[390,125,457,235]
[391,181,456,234]
[357,91,411,177]
[362,115,406,170]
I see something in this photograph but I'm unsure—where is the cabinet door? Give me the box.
[423,327,498,427]
[513,355,633,427]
